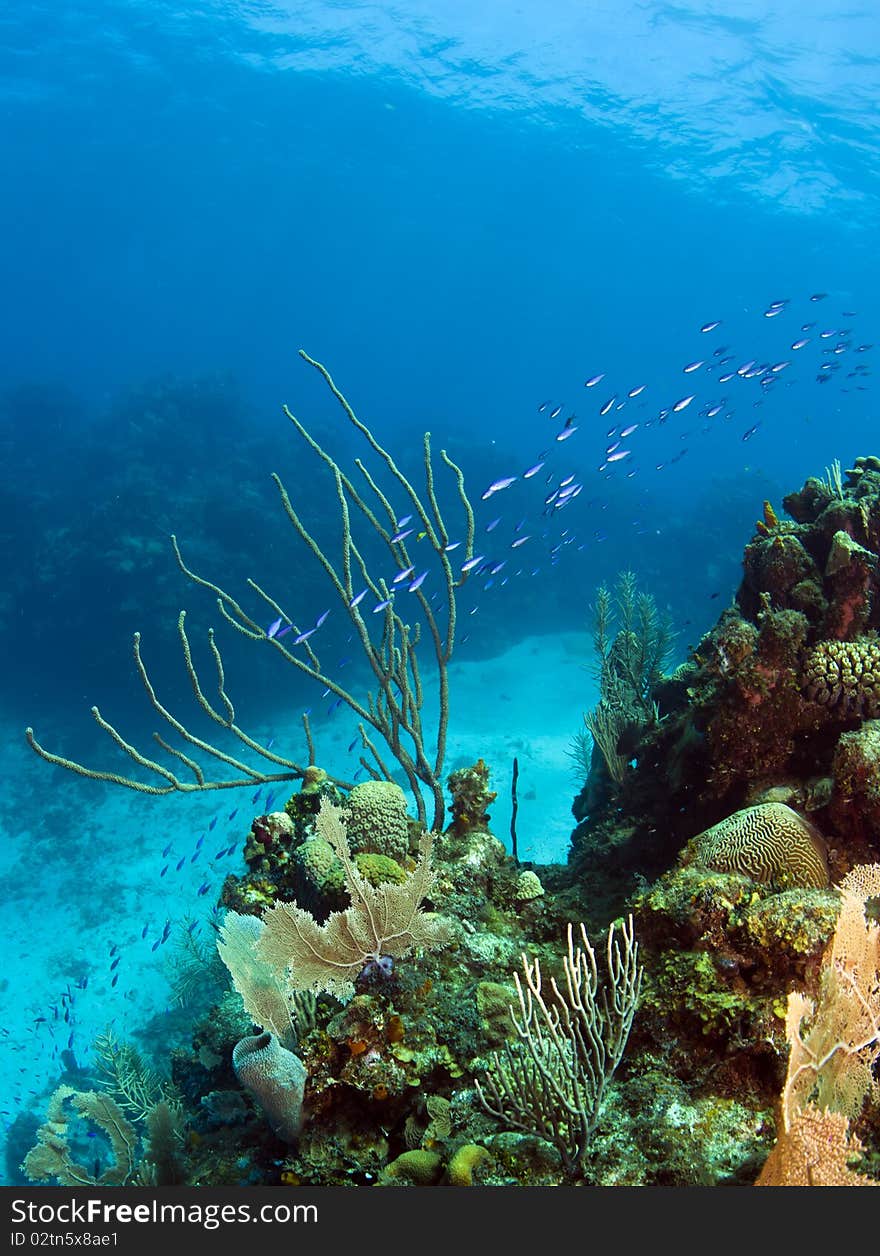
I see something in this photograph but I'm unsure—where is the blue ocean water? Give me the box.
[0,1,878,1186]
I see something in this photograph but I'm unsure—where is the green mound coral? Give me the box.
[295,836,406,901]
[447,1142,492,1185]
[294,836,345,897]
[343,779,411,860]
[379,1149,444,1185]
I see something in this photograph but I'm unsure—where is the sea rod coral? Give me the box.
[25,352,480,829]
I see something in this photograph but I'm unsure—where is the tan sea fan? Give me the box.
[257,798,452,998]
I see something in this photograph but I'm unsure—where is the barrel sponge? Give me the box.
[692,802,829,889]
[803,637,880,719]
[343,780,410,860]
[232,1032,307,1144]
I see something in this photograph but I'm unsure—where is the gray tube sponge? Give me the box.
[232,1031,307,1144]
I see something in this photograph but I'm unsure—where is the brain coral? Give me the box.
[343,780,410,860]
[691,802,829,889]
[803,637,880,719]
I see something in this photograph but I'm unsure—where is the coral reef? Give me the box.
[25,457,880,1189]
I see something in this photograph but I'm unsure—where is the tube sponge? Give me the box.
[232,1032,307,1144]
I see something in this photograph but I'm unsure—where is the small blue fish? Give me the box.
[266,617,283,640]
[141,923,149,939]
[444,541,462,552]
[349,589,368,609]
[700,320,722,333]
[390,527,414,543]
[619,422,639,438]
[315,609,330,628]
[485,517,501,532]
[627,384,646,397]
[742,423,760,441]
[176,857,186,871]
[791,338,810,350]
[599,397,616,417]
[396,514,412,528]
[460,555,485,573]
[683,361,704,374]
[197,882,210,896]
[191,850,201,863]
[110,976,118,989]
[705,403,723,418]
[392,565,416,584]
[265,791,276,809]
[556,426,578,441]
[110,957,120,971]
[549,404,564,420]
[481,476,517,500]
[672,396,695,412]
[408,570,429,592]
[347,736,359,752]
[809,292,828,301]
[161,842,172,857]
[293,628,317,644]
[373,599,392,613]
[159,864,168,878]
[208,816,217,831]
[522,461,544,479]
[251,788,262,805]
[511,535,531,548]
[228,808,238,821]
[584,373,605,388]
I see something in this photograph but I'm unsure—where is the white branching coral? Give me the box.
[476,917,643,1177]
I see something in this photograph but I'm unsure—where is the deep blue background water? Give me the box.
[2,0,879,762]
